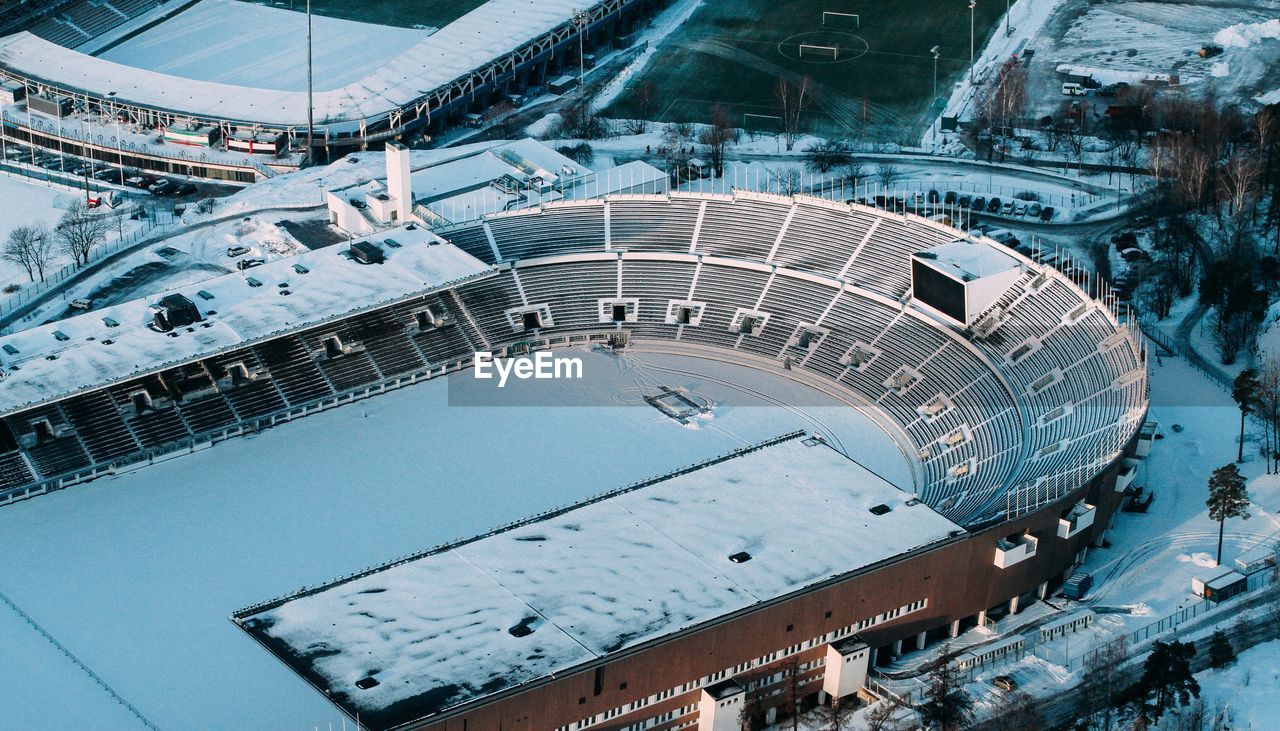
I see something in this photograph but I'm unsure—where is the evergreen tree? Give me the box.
[1206,463,1251,565]
[1208,630,1235,668]
[1137,640,1199,722]
[1233,369,1260,462]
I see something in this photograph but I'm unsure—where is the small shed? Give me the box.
[1192,568,1247,603]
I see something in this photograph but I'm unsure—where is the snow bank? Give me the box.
[1214,18,1280,49]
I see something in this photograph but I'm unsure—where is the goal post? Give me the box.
[799,44,839,60]
[821,11,859,28]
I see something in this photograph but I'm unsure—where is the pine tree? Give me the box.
[1208,630,1235,669]
[1233,369,1260,462]
[1137,640,1199,722]
[1206,464,1251,565]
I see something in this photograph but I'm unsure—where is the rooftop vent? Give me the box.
[869,504,892,516]
[355,676,380,690]
[728,551,752,563]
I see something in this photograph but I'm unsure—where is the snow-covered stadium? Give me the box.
[0,188,1149,729]
[0,0,657,183]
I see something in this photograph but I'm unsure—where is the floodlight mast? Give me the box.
[306,0,314,168]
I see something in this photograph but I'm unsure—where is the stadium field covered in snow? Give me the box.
[0,348,908,729]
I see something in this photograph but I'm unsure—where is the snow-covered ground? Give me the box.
[101,0,430,92]
[1193,638,1280,729]
[1025,2,1280,118]
[0,348,909,730]
[0,173,82,290]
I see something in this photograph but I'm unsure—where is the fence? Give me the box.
[870,567,1275,706]
[0,197,176,322]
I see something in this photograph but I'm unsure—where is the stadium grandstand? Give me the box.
[0,191,1148,729]
[0,0,661,183]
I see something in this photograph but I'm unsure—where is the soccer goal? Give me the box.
[821,11,860,28]
[799,43,840,60]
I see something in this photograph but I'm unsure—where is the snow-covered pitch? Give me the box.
[0,348,906,730]
[238,434,957,728]
[100,0,432,93]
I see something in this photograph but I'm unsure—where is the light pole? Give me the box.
[305,0,314,168]
[930,45,941,101]
[969,1,977,84]
[572,10,589,88]
[1005,0,1011,36]
[931,46,941,145]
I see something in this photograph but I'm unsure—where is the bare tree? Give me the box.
[803,139,853,174]
[698,104,736,178]
[985,690,1041,731]
[865,693,907,731]
[875,162,902,189]
[55,203,110,267]
[1220,150,1261,219]
[768,167,803,195]
[2,224,53,282]
[812,696,857,730]
[1078,635,1129,730]
[918,645,973,731]
[626,80,656,135]
[775,76,812,151]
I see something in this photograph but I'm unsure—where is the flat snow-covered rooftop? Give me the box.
[0,0,615,127]
[0,226,491,413]
[915,238,1023,281]
[241,434,958,727]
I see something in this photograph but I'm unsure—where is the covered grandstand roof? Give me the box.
[0,0,614,127]
[0,226,492,412]
[238,434,961,727]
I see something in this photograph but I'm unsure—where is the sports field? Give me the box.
[608,0,1005,142]
[236,0,487,29]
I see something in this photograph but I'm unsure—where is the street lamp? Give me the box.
[572,10,590,87]
[1005,0,1011,37]
[969,1,977,84]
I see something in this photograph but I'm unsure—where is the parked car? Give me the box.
[1013,202,1029,217]
[957,194,972,208]
[236,258,265,271]
[148,178,173,194]
[1001,200,1015,215]
[993,676,1017,692]
[1026,202,1042,218]
[1062,82,1087,96]
[927,189,940,204]
[1039,206,1056,222]
[124,175,155,189]
[93,167,122,182]
[987,197,1002,213]
[227,246,251,258]
[943,191,958,205]
[971,196,987,211]
[69,298,93,311]
[171,182,197,196]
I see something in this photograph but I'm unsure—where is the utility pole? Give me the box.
[572,10,589,87]
[969,1,977,84]
[1005,0,1011,36]
[306,0,314,168]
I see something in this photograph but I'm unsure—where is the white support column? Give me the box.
[1037,581,1048,600]
[1009,595,1020,615]
[950,619,961,638]
[916,631,927,651]
[891,639,903,656]
[977,609,987,627]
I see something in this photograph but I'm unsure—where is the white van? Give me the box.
[1061,83,1086,96]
